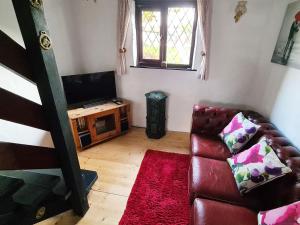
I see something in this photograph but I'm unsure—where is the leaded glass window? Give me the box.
[136,2,197,69]
[142,10,161,60]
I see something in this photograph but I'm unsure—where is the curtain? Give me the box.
[117,0,133,75]
[197,0,212,80]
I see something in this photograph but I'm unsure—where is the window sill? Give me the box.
[130,66,197,72]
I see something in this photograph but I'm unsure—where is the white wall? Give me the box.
[0,0,24,47]
[269,67,300,148]
[247,0,300,149]
[43,0,118,75]
[254,62,300,149]
[118,0,292,132]
[43,0,291,132]
[2,0,297,148]
[0,0,54,148]
[0,0,118,147]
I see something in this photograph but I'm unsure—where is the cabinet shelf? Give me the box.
[78,130,89,134]
[68,101,132,151]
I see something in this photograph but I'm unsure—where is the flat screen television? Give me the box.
[61,71,117,108]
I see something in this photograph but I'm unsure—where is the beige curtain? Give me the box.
[197,0,212,80]
[116,0,132,75]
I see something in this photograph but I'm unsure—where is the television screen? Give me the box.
[61,71,117,108]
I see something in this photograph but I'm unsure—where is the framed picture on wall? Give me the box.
[271,0,300,69]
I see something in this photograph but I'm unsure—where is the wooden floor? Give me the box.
[37,127,189,225]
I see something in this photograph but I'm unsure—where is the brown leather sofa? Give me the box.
[189,105,300,225]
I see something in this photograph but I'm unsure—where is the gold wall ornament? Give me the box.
[30,0,43,9]
[35,206,46,219]
[234,1,247,23]
[39,31,52,50]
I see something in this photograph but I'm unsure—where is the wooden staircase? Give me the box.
[0,0,98,224]
[0,170,97,225]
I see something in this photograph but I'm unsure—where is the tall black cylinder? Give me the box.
[145,91,167,139]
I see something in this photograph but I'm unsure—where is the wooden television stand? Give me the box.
[68,101,132,151]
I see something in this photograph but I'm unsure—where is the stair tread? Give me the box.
[81,169,98,194]
[13,183,53,207]
[0,171,60,189]
[0,176,24,199]
[27,169,68,196]
[0,211,14,225]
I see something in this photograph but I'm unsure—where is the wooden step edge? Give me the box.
[0,171,61,190]
[0,176,24,199]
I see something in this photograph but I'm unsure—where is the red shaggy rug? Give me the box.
[119,150,190,225]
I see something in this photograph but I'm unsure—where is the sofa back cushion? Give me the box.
[257,201,300,225]
[219,112,261,154]
[227,139,292,195]
[191,105,239,136]
[191,105,264,136]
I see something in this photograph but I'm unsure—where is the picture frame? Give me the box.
[271,1,300,69]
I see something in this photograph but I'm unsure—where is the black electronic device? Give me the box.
[112,98,123,105]
[62,71,117,108]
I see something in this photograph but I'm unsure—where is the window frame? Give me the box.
[135,1,198,69]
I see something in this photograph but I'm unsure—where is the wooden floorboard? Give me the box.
[36,127,189,225]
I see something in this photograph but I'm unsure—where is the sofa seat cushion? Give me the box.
[189,156,261,209]
[191,134,231,160]
[192,198,257,225]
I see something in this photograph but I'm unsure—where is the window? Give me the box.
[135,1,197,69]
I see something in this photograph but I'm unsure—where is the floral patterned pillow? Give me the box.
[227,139,292,195]
[219,112,261,154]
[258,201,300,225]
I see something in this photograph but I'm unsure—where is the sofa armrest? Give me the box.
[191,105,239,136]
